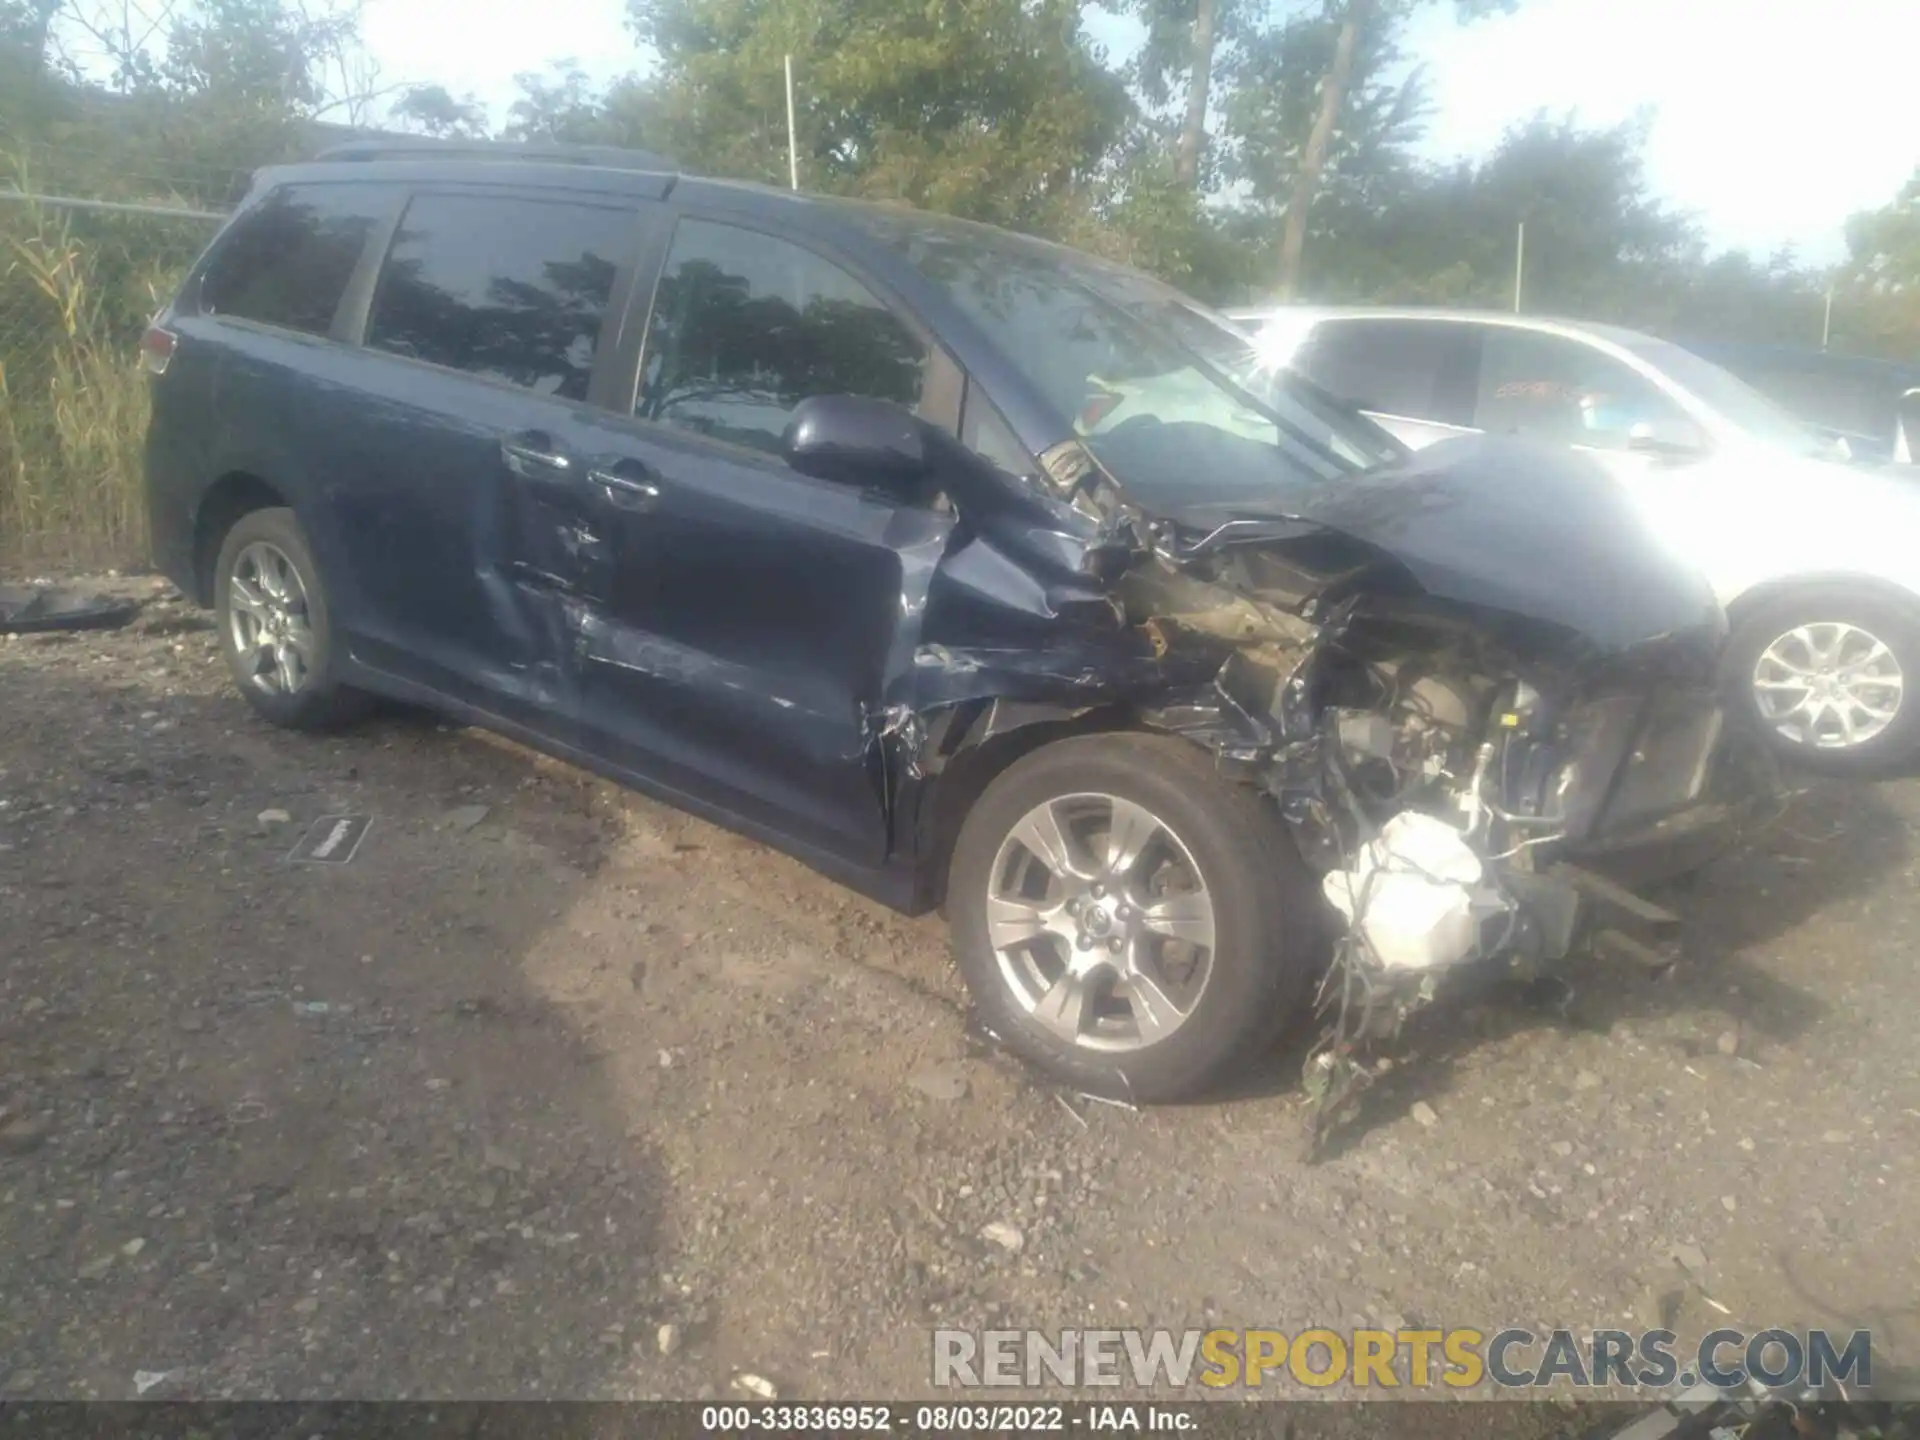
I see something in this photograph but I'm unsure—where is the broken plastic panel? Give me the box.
[0,584,140,635]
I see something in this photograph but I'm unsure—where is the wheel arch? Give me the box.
[911,702,1162,913]
[909,701,1285,914]
[1724,571,1920,634]
[191,471,289,606]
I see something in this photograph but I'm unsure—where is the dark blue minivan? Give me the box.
[144,139,1765,1110]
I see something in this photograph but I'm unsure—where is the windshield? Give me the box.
[880,223,1404,497]
[1620,335,1835,458]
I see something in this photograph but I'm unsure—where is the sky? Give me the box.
[357,0,1920,265]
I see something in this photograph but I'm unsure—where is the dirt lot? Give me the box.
[3,576,1918,1417]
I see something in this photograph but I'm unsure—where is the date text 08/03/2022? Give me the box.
[698,1404,1195,1433]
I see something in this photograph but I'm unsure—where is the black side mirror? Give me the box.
[783,395,927,492]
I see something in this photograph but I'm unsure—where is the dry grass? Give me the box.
[1,218,172,575]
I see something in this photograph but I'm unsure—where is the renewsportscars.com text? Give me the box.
[931,1327,1873,1392]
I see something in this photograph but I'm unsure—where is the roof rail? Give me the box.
[314,136,678,173]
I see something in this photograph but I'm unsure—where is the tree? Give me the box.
[1125,0,1244,190]
[1174,0,1214,187]
[495,65,658,147]
[390,82,488,138]
[1267,109,1837,348]
[502,63,603,142]
[0,0,68,132]
[164,0,355,111]
[1835,169,1920,359]
[1222,8,1427,242]
[628,0,1130,233]
[1273,0,1515,298]
[0,0,61,68]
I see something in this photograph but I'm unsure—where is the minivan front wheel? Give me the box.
[214,507,367,730]
[948,732,1316,1102]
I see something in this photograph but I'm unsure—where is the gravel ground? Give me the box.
[3,576,1918,1424]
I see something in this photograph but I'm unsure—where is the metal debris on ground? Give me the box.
[287,814,372,865]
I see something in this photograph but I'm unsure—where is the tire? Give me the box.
[947,731,1318,1103]
[213,507,369,731]
[1725,586,1920,776]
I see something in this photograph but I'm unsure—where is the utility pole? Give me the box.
[784,55,800,192]
[1821,281,1834,350]
[1513,220,1525,313]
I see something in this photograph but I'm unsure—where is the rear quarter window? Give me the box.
[200,182,392,336]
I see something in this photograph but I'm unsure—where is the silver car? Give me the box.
[1230,305,1920,771]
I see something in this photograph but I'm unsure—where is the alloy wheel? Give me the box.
[1752,621,1904,750]
[985,792,1217,1054]
[227,541,316,697]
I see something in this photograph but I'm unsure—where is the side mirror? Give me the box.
[1897,387,1920,465]
[1626,416,1707,456]
[783,395,927,492]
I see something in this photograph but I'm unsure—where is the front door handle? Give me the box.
[500,431,575,482]
[587,463,661,512]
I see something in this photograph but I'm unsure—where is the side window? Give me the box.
[366,193,638,402]
[1476,330,1691,449]
[961,385,1037,478]
[638,218,929,457]
[1749,367,1887,444]
[1292,320,1476,426]
[201,183,390,335]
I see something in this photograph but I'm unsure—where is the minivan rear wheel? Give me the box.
[948,732,1317,1102]
[214,507,368,730]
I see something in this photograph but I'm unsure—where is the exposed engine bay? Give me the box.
[890,422,1780,1145]
[1120,515,1769,1147]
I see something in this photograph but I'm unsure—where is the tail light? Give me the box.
[140,322,178,376]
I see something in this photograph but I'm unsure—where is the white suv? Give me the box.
[1230,305,1920,772]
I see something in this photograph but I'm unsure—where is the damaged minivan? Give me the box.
[144,140,1776,1108]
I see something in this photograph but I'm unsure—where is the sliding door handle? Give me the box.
[500,431,574,480]
[587,465,660,511]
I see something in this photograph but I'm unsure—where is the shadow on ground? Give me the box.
[0,661,675,1398]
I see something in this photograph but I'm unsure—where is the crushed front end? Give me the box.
[1072,441,1785,1145]
[1276,609,1780,1149]
[895,423,1778,1126]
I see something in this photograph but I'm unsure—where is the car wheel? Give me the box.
[947,731,1318,1103]
[213,507,369,731]
[1727,587,1920,774]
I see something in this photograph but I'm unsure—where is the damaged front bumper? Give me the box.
[1299,696,1782,1152]
[1523,716,1784,965]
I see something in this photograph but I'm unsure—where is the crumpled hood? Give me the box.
[1114,430,1726,655]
